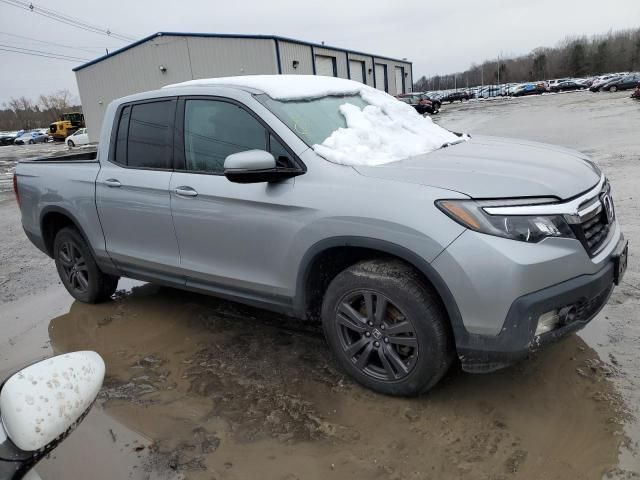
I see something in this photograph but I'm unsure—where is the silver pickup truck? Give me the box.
[14,76,628,396]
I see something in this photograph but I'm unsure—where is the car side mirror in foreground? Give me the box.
[0,351,105,480]
[224,149,303,184]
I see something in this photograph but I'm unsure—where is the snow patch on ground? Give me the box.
[165,75,464,166]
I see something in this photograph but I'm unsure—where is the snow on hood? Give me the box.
[164,75,464,166]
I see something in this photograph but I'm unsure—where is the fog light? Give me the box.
[535,309,560,335]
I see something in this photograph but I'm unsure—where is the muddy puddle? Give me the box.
[16,281,621,479]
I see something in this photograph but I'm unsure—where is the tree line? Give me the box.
[0,90,82,131]
[414,28,640,91]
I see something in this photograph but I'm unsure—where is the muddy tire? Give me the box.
[54,227,119,303]
[321,259,454,396]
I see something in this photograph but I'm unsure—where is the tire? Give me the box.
[610,85,618,92]
[28,140,34,145]
[67,140,75,147]
[321,259,454,396]
[53,227,119,303]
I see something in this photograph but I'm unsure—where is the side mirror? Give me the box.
[0,352,104,478]
[223,150,303,184]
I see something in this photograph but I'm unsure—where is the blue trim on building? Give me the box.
[274,39,282,74]
[72,31,412,72]
[310,45,317,75]
[346,52,351,79]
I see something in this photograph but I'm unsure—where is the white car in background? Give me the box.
[66,128,89,148]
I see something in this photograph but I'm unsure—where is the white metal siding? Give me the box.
[186,37,277,79]
[315,55,336,77]
[349,59,365,83]
[278,41,313,74]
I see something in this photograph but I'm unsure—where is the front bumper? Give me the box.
[454,235,626,373]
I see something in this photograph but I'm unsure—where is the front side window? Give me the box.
[184,100,268,174]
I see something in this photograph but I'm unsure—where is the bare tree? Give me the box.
[38,89,74,122]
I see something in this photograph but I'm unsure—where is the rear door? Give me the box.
[169,97,297,299]
[395,66,405,94]
[96,99,182,280]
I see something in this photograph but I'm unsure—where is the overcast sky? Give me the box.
[1,0,639,105]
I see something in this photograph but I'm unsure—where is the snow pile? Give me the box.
[164,74,363,100]
[164,75,464,166]
[313,87,462,166]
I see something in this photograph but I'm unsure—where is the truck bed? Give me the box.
[19,147,98,164]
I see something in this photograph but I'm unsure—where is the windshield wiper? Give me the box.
[439,137,467,149]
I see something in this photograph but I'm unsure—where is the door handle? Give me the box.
[174,186,198,197]
[104,178,121,188]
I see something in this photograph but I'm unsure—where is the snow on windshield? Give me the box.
[165,75,464,166]
[314,88,462,166]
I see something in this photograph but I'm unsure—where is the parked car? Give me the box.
[512,83,540,97]
[397,93,441,115]
[441,90,470,103]
[0,351,104,480]
[550,80,584,93]
[590,74,622,92]
[14,76,627,396]
[599,73,640,92]
[0,131,17,146]
[13,131,49,145]
[66,127,90,147]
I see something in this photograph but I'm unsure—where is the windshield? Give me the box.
[257,94,368,147]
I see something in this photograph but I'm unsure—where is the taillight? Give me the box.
[13,173,20,207]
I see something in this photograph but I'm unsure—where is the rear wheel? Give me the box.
[54,227,119,303]
[321,260,454,396]
[610,85,618,92]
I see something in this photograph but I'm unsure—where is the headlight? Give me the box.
[436,199,575,243]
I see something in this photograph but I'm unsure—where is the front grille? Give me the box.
[580,210,611,254]
[573,182,614,256]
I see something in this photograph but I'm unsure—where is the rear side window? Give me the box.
[184,100,267,174]
[127,101,174,169]
[113,106,130,165]
[112,101,174,169]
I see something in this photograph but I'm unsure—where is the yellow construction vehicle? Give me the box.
[49,112,85,141]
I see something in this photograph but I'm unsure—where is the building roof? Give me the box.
[72,32,411,72]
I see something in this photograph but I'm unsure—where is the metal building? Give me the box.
[73,32,413,141]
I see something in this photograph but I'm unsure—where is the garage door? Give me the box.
[375,64,387,91]
[315,55,337,77]
[395,66,405,94]
[349,60,365,83]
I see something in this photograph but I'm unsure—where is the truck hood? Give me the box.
[354,135,601,200]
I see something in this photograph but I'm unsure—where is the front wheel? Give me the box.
[321,260,454,396]
[67,140,75,148]
[54,227,119,303]
[28,139,34,145]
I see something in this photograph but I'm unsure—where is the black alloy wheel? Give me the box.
[57,240,90,294]
[335,290,418,381]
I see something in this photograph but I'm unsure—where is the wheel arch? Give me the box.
[40,206,96,259]
[294,236,464,343]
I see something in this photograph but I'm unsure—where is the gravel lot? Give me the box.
[0,90,638,479]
